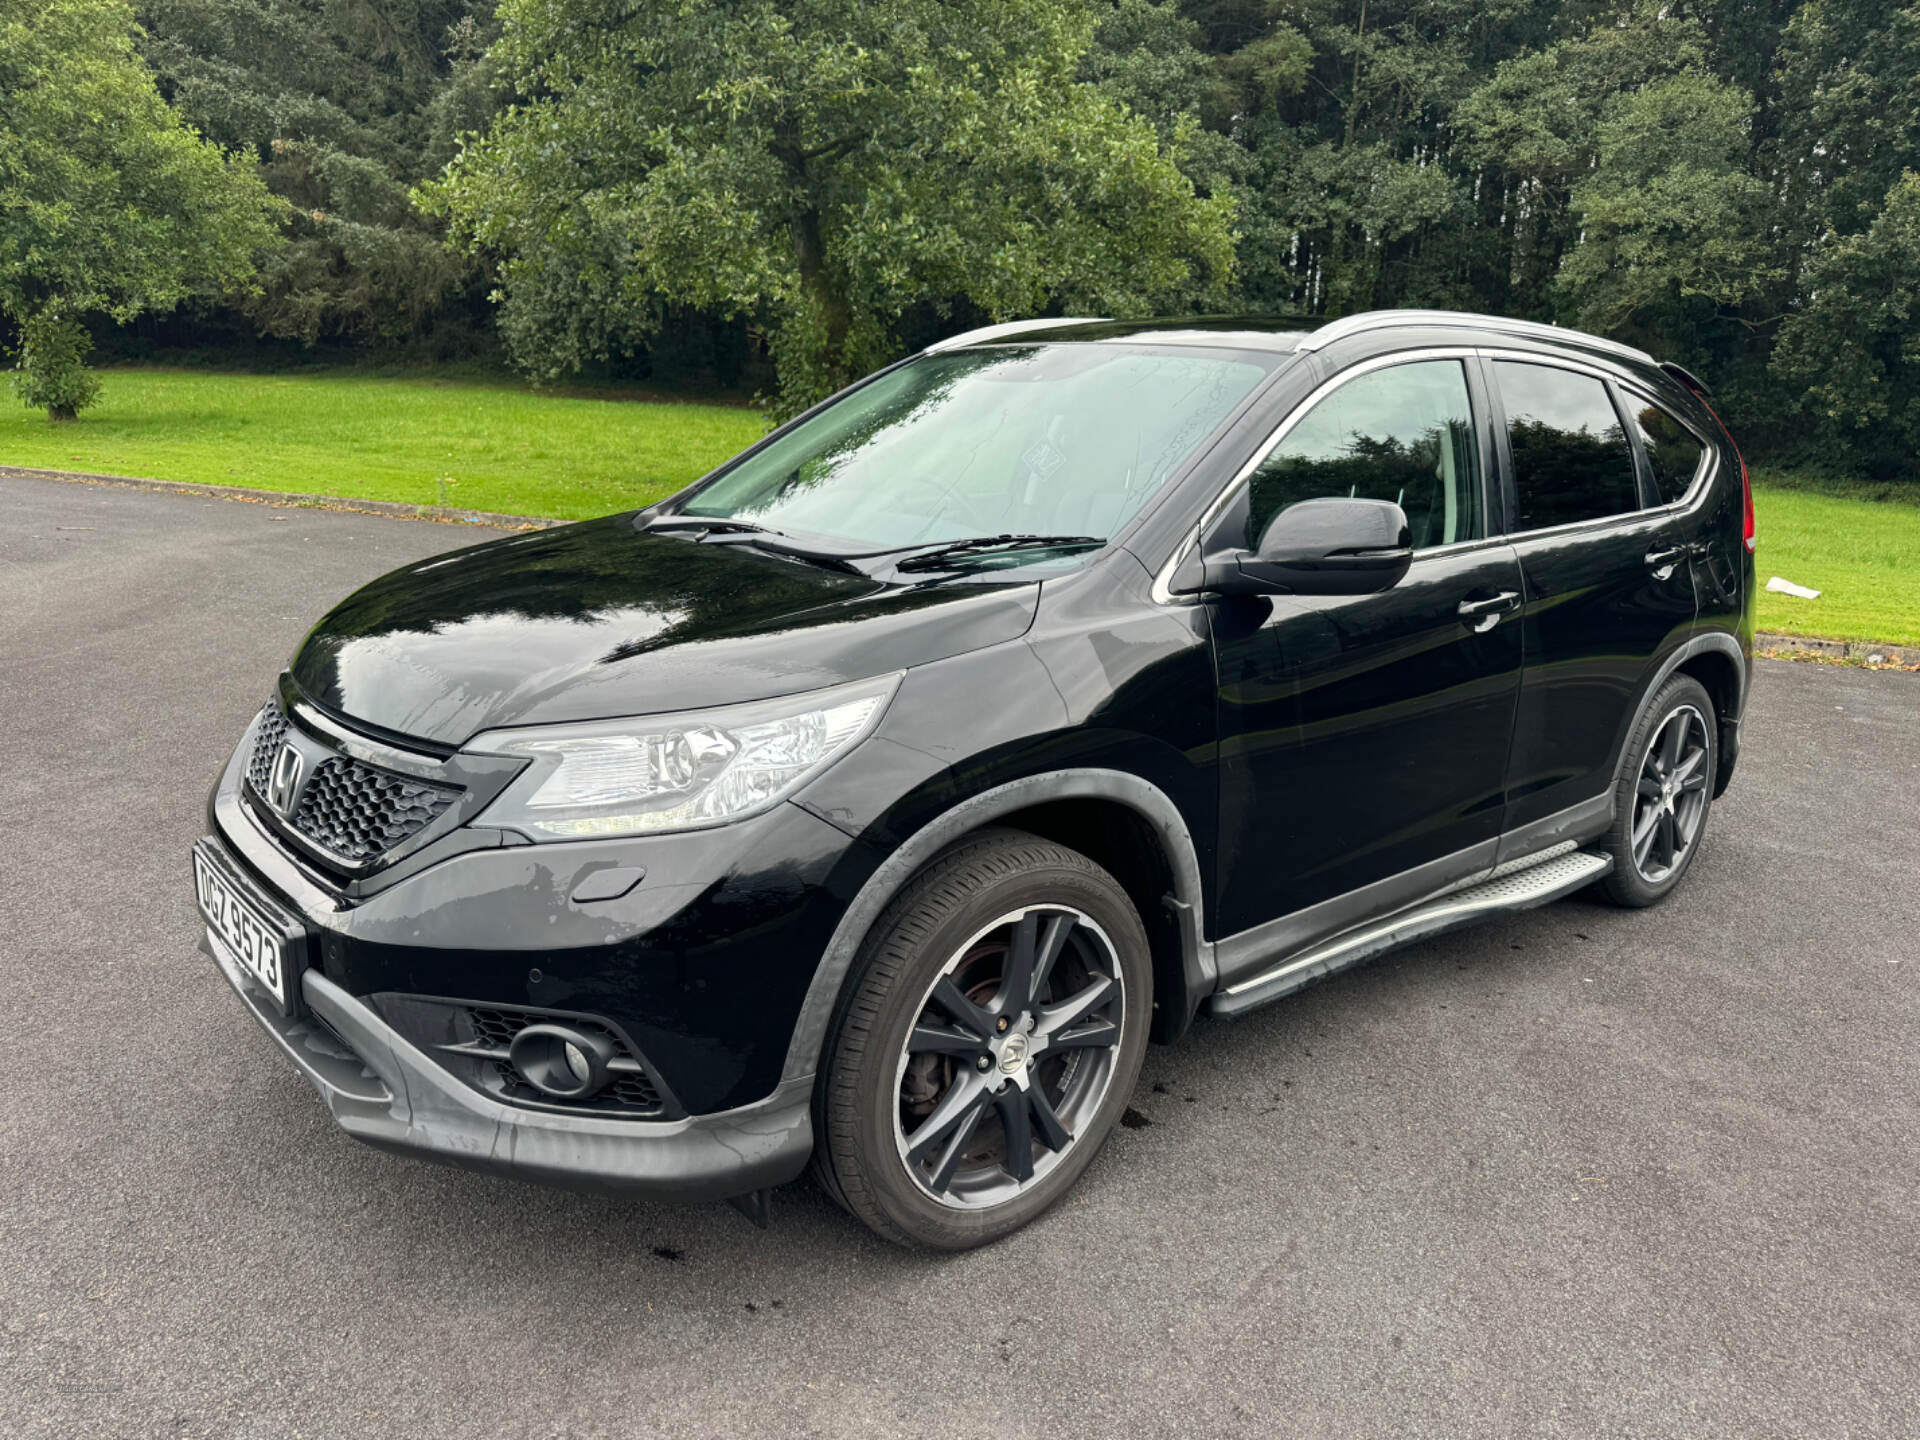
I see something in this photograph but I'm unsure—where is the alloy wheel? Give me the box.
[891,904,1125,1210]
[1630,704,1711,883]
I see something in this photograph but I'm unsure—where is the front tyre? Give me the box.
[1598,674,1717,908]
[815,828,1151,1250]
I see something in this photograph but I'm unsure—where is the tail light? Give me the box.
[1739,450,1755,553]
[1704,404,1755,555]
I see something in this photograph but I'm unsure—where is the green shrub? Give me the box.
[10,311,101,420]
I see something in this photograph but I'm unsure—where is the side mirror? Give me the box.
[1188,497,1412,597]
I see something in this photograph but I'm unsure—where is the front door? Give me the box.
[1209,355,1525,954]
[1487,357,1699,834]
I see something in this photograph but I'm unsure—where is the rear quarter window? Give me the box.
[1631,401,1706,505]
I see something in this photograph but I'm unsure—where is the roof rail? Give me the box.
[1294,309,1655,365]
[922,317,1108,353]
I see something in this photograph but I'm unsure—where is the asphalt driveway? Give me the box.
[3,473,1917,1439]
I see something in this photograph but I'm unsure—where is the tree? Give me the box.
[1771,171,1920,474]
[1457,2,1719,317]
[1182,0,1562,319]
[1556,71,1775,332]
[138,0,503,350]
[1773,2,1920,247]
[420,0,1235,410]
[0,0,282,417]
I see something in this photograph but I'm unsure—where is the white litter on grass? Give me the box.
[1766,576,1821,599]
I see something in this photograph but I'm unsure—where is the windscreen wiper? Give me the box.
[643,515,778,537]
[641,514,869,573]
[643,517,1104,573]
[891,534,1106,572]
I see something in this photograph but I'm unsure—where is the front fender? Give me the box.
[779,767,1216,1090]
[780,588,1222,1085]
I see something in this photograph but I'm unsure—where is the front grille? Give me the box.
[466,1006,667,1115]
[245,699,460,867]
[289,756,457,863]
[247,703,288,792]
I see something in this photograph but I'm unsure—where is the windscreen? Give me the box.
[679,345,1277,549]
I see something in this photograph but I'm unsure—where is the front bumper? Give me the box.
[202,928,814,1202]
[206,703,878,1116]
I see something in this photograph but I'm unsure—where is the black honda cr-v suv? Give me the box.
[194,310,1755,1248]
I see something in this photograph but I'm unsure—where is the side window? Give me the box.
[1632,400,1706,505]
[1246,360,1482,551]
[1495,361,1639,532]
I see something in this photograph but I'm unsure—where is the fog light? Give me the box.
[508,1023,616,1099]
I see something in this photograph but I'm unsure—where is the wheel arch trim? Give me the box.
[779,769,1214,1088]
[1652,629,1747,718]
[1611,630,1748,799]
[1631,630,1747,754]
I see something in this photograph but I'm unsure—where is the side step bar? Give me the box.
[1210,848,1613,1019]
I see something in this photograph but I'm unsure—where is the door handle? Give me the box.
[1645,546,1689,579]
[1457,591,1520,633]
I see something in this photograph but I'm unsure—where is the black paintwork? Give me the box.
[1210,540,1529,935]
[291,514,1039,745]
[202,311,1754,1197]
[1483,358,1702,830]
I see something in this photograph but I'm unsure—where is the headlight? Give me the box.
[461,674,901,840]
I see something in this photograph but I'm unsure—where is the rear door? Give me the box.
[1209,352,1524,953]
[1620,385,1736,627]
[1488,356,1698,838]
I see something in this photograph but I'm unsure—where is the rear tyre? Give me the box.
[1597,674,1717,908]
[814,827,1151,1250]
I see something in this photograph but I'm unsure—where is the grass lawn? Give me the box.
[0,366,767,521]
[1752,473,1920,646]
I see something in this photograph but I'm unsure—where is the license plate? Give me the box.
[193,843,304,1013]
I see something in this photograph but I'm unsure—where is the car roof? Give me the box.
[927,310,1658,369]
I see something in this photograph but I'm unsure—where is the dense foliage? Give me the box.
[137,0,501,349]
[14,0,1920,473]
[1099,0,1919,473]
[0,0,280,416]
[419,0,1235,410]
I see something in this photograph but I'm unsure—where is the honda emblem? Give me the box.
[266,743,304,816]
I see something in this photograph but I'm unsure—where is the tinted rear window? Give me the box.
[1632,401,1706,505]
[1496,361,1639,532]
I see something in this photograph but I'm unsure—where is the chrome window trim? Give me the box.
[1482,498,1683,546]
[1151,340,1724,605]
[1151,347,1484,604]
[1503,452,1721,544]
[1397,533,1512,562]
[1481,349,1716,543]
[1613,379,1717,511]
